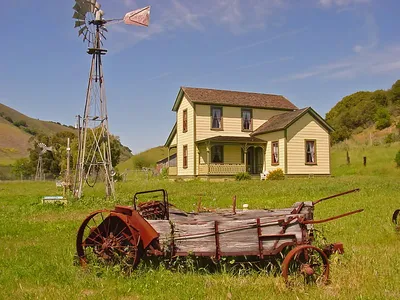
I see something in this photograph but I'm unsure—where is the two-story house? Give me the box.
[165,87,333,179]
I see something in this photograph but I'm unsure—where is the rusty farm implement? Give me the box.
[76,188,362,283]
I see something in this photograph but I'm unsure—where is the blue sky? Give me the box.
[1,0,399,153]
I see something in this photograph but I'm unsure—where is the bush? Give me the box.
[4,116,13,123]
[266,168,285,180]
[375,108,391,130]
[235,172,251,181]
[160,167,169,179]
[384,133,394,144]
[13,120,27,127]
[395,151,400,167]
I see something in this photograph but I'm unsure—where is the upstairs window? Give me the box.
[183,145,188,168]
[211,107,223,130]
[271,141,279,165]
[182,109,187,133]
[242,109,252,131]
[211,145,224,163]
[305,140,316,164]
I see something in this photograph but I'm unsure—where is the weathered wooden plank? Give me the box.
[174,221,216,254]
[218,219,259,254]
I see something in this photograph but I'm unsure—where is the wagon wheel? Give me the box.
[76,210,142,270]
[281,245,329,285]
[392,209,400,226]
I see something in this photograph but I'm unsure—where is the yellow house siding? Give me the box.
[177,96,195,176]
[224,145,242,164]
[257,131,285,173]
[195,105,288,141]
[286,113,330,174]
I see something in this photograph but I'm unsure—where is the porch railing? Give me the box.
[199,164,245,175]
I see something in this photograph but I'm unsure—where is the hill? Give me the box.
[0,103,132,170]
[117,146,175,171]
[0,103,76,166]
[326,79,400,143]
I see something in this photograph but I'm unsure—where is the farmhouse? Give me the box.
[165,87,333,179]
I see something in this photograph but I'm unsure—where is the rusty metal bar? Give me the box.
[256,218,264,259]
[301,209,364,225]
[313,188,360,205]
[232,195,236,215]
[214,221,221,260]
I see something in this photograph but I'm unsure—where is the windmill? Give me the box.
[35,143,53,181]
[72,0,150,199]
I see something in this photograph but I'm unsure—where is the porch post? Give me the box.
[206,142,210,174]
[244,143,248,173]
[167,147,170,167]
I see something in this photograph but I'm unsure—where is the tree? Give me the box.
[12,158,34,178]
[388,80,400,104]
[374,107,391,130]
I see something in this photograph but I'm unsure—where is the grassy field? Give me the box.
[1,143,400,299]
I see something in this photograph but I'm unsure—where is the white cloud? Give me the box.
[318,0,370,8]
[352,11,378,53]
[273,45,400,82]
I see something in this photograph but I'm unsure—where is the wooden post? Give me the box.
[346,150,350,165]
[206,142,210,174]
[363,156,367,166]
[232,195,236,215]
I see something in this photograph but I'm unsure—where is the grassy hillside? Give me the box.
[117,146,175,171]
[0,103,132,169]
[0,103,76,166]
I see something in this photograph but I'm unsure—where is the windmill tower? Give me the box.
[35,143,53,181]
[72,0,150,199]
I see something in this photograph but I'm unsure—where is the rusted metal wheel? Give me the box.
[392,209,400,226]
[76,210,142,269]
[281,245,330,285]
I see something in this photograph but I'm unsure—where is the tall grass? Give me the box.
[0,142,400,299]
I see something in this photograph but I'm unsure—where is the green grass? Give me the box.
[1,142,400,299]
[1,175,400,299]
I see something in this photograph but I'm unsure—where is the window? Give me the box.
[305,140,316,164]
[211,107,223,130]
[211,145,223,163]
[242,109,252,131]
[271,141,279,165]
[183,145,188,168]
[182,109,187,133]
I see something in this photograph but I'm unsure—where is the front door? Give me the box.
[246,146,264,174]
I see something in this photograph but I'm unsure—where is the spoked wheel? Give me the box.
[282,245,329,285]
[76,210,142,270]
[392,209,400,226]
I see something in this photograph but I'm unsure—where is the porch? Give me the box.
[197,136,266,176]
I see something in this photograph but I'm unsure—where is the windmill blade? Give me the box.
[73,11,85,20]
[123,6,151,27]
[75,20,86,28]
[78,26,88,37]
[99,31,107,40]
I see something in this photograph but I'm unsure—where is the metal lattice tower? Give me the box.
[72,0,150,198]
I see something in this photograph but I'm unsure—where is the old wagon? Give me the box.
[76,188,362,283]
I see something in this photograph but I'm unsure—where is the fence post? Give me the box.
[346,151,350,165]
[363,156,367,166]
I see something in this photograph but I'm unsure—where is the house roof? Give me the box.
[164,123,177,147]
[172,87,298,111]
[196,136,265,144]
[157,153,177,164]
[251,107,334,136]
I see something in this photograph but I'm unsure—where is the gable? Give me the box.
[252,107,334,136]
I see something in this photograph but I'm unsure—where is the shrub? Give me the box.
[395,151,400,167]
[235,172,251,181]
[375,108,391,130]
[13,120,27,127]
[160,167,169,179]
[266,168,285,180]
[4,116,13,123]
[384,133,394,144]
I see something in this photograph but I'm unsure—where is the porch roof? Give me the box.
[196,135,265,144]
